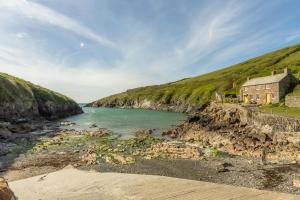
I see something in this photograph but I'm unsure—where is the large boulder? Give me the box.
[0,177,15,200]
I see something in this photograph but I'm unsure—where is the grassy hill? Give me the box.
[89,43,300,110]
[0,72,82,121]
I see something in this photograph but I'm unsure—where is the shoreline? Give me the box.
[0,127,299,194]
[1,104,300,195]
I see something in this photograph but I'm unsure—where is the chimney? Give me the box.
[247,76,250,81]
[284,67,291,75]
[272,70,276,76]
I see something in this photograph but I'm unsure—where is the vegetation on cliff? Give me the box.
[90,43,300,108]
[0,72,82,121]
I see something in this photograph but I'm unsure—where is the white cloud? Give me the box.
[0,44,151,102]
[0,0,115,48]
[0,0,297,103]
[16,32,28,39]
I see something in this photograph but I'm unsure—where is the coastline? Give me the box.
[1,104,300,195]
[0,125,299,194]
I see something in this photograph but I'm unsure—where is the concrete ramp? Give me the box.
[9,168,298,200]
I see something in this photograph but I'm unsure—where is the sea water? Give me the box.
[64,107,186,137]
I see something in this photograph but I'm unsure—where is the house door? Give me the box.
[243,95,249,104]
[266,94,271,104]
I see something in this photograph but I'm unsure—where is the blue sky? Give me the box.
[1,0,300,102]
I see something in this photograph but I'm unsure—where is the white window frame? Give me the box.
[271,93,275,99]
[266,84,271,89]
[244,87,248,92]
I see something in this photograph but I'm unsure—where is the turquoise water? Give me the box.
[65,107,186,137]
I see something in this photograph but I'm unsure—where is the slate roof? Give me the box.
[242,73,287,87]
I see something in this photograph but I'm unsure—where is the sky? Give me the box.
[1,0,300,102]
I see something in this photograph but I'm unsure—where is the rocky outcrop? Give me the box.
[163,103,300,161]
[87,98,200,113]
[0,72,82,122]
[0,177,15,200]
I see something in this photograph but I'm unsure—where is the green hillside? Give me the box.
[90,43,300,108]
[0,72,82,121]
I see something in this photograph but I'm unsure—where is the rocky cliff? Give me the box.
[0,72,82,122]
[163,103,300,161]
[87,98,199,112]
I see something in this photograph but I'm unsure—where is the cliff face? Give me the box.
[0,72,82,122]
[87,98,200,112]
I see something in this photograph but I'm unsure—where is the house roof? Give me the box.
[242,73,287,87]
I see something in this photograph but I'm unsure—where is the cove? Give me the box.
[64,107,186,137]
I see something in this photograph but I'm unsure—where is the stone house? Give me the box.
[215,92,225,103]
[240,68,298,104]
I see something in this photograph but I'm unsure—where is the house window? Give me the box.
[244,87,248,91]
[266,84,271,89]
[256,94,260,100]
[256,85,260,90]
[272,93,275,99]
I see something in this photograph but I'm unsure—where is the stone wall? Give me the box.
[247,109,300,132]
[285,95,300,108]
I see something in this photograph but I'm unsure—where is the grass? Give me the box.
[259,103,300,117]
[0,72,79,119]
[288,84,300,96]
[0,72,76,104]
[92,43,300,107]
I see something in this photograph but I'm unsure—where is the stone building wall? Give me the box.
[279,74,299,99]
[285,95,300,108]
[241,82,280,104]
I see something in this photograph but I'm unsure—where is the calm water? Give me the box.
[64,107,186,137]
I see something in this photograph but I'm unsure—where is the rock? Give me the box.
[0,128,12,140]
[0,122,10,129]
[293,173,300,188]
[111,154,135,165]
[135,129,153,139]
[234,143,246,151]
[162,129,178,138]
[248,160,254,165]
[89,123,97,128]
[105,156,113,164]
[60,121,76,126]
[217,168,230,173]
[15,118,28,124]
[146,142,203,160]
[0,177,16,200]
[8,123,37,133]
[243,138,255,147]
[81,152,97,165]
[0,143,17,156]
[89,128,112,137]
